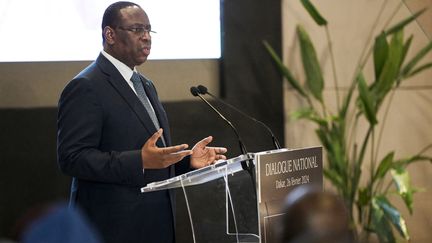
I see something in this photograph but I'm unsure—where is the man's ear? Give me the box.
[104,26,115,45]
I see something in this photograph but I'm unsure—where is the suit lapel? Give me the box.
[95,54,160,142]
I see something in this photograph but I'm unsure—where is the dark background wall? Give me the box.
[0,0,282,241]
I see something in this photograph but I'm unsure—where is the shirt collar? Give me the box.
[101,50,137,82]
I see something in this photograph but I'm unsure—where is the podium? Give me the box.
[141,147,322,243]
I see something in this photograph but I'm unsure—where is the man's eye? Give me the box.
[135,28,145,33]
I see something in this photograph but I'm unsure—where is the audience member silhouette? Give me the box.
[14,202,102,243]
[279,186,354,243]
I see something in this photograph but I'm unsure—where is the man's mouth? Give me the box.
[143,47,151,55]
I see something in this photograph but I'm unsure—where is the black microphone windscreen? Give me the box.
[197,85,208,94]
[190,86,199,96]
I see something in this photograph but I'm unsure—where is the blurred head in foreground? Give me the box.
[279,185,353,243]
[19,203,101,243]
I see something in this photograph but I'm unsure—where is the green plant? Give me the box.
[264,0,432,242]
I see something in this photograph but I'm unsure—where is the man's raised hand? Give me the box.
[141,129,192,169]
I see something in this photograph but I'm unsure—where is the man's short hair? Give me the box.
[101,1,141,43]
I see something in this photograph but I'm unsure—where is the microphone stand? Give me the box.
[190,87,254,173]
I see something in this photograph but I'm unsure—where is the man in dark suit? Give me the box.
[57,2,227,243]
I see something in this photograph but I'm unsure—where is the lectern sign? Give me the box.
[256,147,323,243]
[140,148,322,243]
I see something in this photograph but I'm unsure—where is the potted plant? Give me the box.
[264,0,432,242]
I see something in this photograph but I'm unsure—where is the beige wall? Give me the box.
[282,0,432,242]
[0,59,219,108]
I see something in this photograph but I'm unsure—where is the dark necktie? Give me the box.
[130,72,166,145]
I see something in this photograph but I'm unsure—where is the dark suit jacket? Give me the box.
[57,54,189,243]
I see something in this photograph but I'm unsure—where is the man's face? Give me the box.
[105,6,152,68]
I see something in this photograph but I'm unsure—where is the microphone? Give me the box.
[191,86,256,192]
[196,85,282,150]
[190,86,248,155]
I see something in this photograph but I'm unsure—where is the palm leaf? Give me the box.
[400,41,432,78]
[374,195,410,240]
[328,122,348,177]
[357,187,370,207]
[397,35,414,86]
[297,25,324,102]
[291,108,327,126]
[323,168,344,190]
[373,151,394,182]
[263,40,308,97]
[406,62,432,78]
[400,35,413,68]
[394,154,432,167]
[373,32,389,81]
[385,8,426,35]
[371,198,396,243]
[373,30,404,105]
[357,75,377,125]
[391,167,414,214]
[300,0,327,26]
